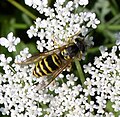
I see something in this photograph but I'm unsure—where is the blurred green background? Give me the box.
[0,0,120,116]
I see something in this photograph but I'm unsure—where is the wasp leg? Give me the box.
[68,30,81,39]
[74,51,83,61]
[66,30,81,44]
[51,35,59,47]
[66,63,72,72]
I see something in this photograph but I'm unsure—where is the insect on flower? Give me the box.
[16,32,87,89]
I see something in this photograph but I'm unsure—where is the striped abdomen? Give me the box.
[33,53,62,77]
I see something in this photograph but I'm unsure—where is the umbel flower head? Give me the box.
[4,0,120,117]
[26,0,100,52]
[83,39,120,114]
[1,38,120,117]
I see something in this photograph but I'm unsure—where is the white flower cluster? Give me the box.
[26,0,100,52]
[0,36,119,117]
[83,39,120,113]
[0,54,12,73]
[0,64,117,117]
[0,32,20,52]
[0,0,108,117]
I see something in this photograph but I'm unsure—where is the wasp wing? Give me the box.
[16,45,68,65]
[16,54,43,65]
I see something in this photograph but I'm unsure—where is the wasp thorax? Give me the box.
[75,38,86,53]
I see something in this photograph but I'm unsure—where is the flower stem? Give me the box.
[74,59,85,88]
[13,24,28,29]
[98,24,120,31]
[75,59,92,105]
[106,100,120,116]
[107,14,120,25]
[7,0,37,20]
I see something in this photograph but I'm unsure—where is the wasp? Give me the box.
[16,33,86,89]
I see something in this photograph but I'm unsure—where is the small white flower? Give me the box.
[79,0,89,6]
[38,29,45,39]
[86,13,100,29]
[24,0,33,6]
[36,40,46,52]
[116,38,120,45]
[0,32,20,52]
[99,46,108,58]
[0,54,12,66]
[56,0,66,6]
[27,26,38,38]
[0,54,12,73]
[15,47,31,63]
[74,0,89,7]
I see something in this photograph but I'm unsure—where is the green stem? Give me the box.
[74,59,85,88]
[110,0,119,16]
[87,43,114,54]
[107,14,120,25]
[13,23,28,29]
[107,25,120,30]
[98,24,120,32]
[106,100,120,116]
[7,0,37,20]
[75,59,92,107]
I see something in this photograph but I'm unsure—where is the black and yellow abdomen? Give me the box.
[33,53,62,77]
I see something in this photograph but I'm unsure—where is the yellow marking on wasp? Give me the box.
[64,49,67,53]
[39,61,48,75]
[36,63,43,76]
[52,54,60,67]
[44,58,53,72]
[57,58,62,64]
[64,55,70,60]
[61,51,64,56]
[61,49,67,56]
[61,49,70,60]
[33,70,39,77]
